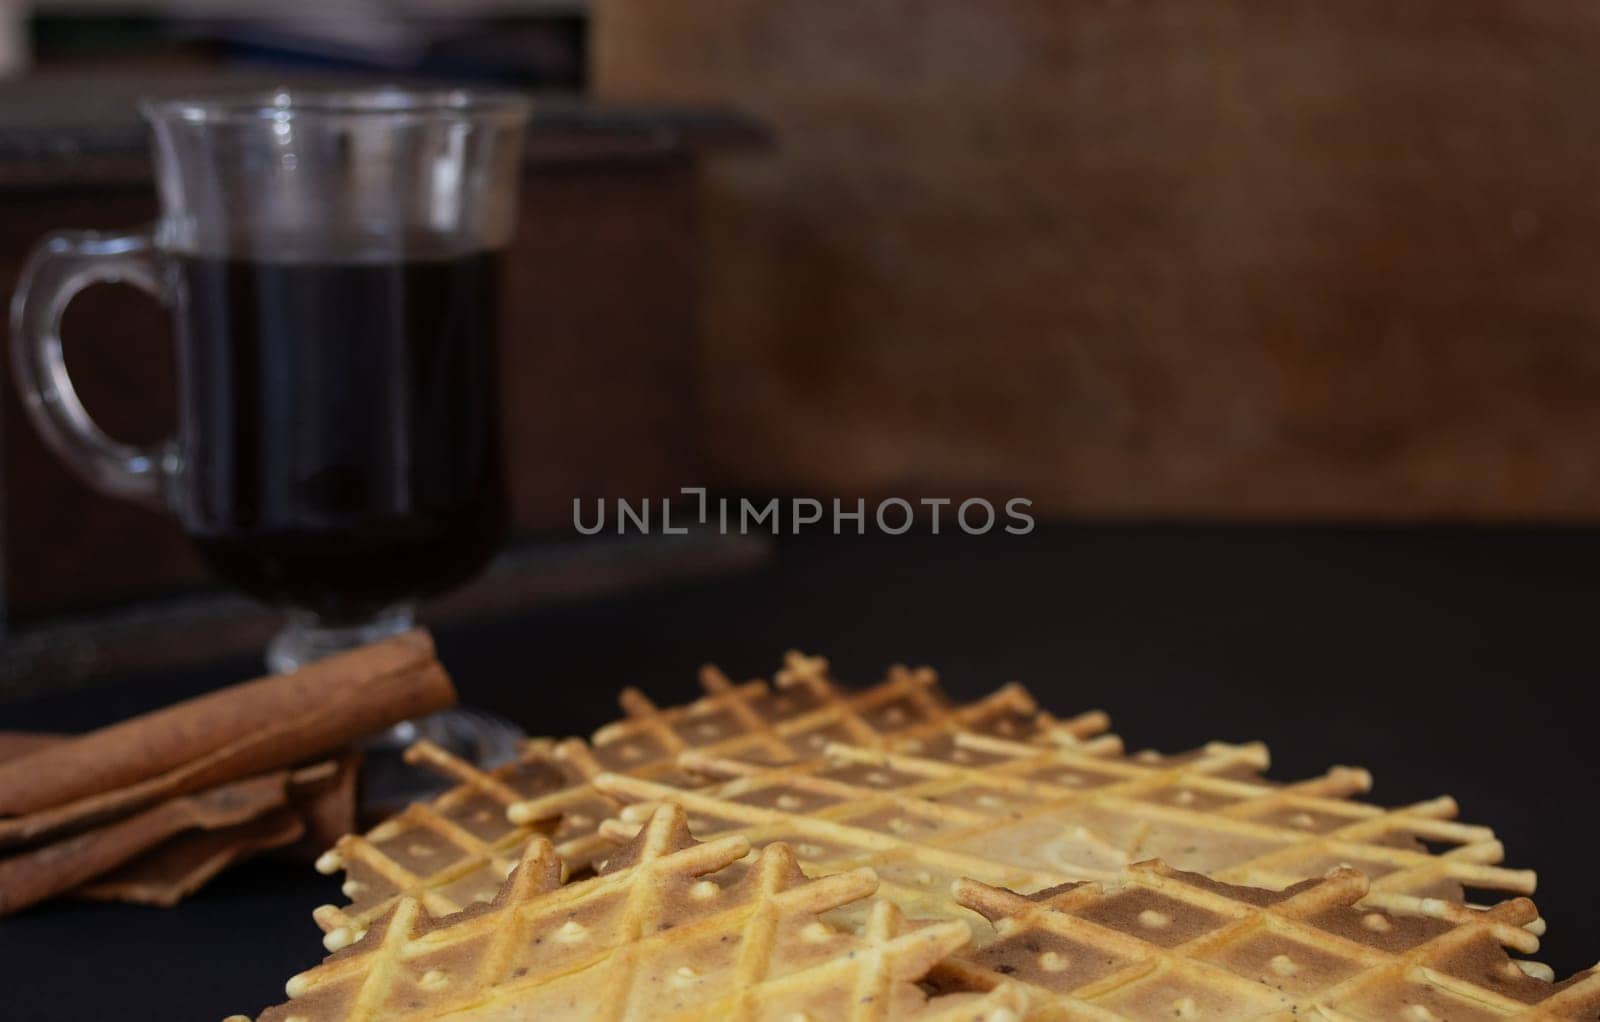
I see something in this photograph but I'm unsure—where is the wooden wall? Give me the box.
[594,2,1600,517]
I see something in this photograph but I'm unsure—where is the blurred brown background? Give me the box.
[597,1,1600,517]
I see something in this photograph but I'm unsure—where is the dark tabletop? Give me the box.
[2,523,1597,1019]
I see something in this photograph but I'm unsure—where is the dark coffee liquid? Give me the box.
[172,250,506,622]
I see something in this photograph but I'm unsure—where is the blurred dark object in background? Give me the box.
[22,8,583,89]
[594,1,1600,518]
[167,17,581,88]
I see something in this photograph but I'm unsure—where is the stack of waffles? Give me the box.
[231,652,1600,1020]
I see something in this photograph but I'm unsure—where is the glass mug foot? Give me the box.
[266,603,419,673]
[360,706,527,817]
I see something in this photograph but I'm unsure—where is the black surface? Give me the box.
[2,523,1597,1019]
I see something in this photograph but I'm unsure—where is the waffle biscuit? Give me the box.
[592,730,1534,940]
[236,803,1027,1021]
[937,860,1600,1020]
[314,652,1109,949]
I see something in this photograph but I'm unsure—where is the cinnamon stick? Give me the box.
[0,630,450,823]
[281,749,362,862]
[64,757,346,908]
[75,809,306,908]
[0,732,66,764]
[0,771,291,916]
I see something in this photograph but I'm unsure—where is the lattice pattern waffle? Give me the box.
[591,730,1535,940]
[234,803,1028,1021]
[933,860,1600,1020]
[314,652,1111,949]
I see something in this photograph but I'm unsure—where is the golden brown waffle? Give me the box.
[936,860,1600,1020]
[314,651,1110,949]
[592,730,1535,940]
[238,803,1027,1021]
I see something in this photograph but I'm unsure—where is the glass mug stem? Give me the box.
[267,603,417,674]
[9,227,178,509]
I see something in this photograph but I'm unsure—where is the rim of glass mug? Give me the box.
[138,87,535,126]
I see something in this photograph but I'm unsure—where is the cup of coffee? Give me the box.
[10,88,530,680]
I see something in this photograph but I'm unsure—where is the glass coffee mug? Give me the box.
[11,88,530,759]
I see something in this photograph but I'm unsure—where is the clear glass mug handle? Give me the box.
[9,228,176,510]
